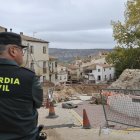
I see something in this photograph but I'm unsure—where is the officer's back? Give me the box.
[0,32,43,140]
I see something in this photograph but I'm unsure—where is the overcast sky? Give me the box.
[0,0,127,49]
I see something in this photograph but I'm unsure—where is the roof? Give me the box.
[86,64,96,70]
[67,64,79,70]
[97,63,113,68]
[57,70,67,75]
[57,63,67,67]
[0,26,7,29]
[20,34,49,43]
[49,56,57,61]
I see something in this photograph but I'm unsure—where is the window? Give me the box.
[43,76,46,82]
[55,74,57,79]
[98,69,100,72]
[49,62,51,71]
[43,61,46,68]
[43,46,46,54]
[52,62,54,72]
[110,74,111,80]
[105,75,107,80]
[49,74,51,81]
[30,46,34,54]
[43,61,47,73]
[89,70,92,73]
[109,68,111,70]
[55,62,57,67]
[104,68,105,71]
[98,75,101,81]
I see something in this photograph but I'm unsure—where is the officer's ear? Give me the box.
[8,45,17,57]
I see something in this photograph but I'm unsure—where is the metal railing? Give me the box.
[100,89,140,128]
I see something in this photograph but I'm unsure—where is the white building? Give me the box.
[57,63,67,72]
[83,64,115,84]
[57,70,68,85]
[56,63,68,85]
[94,64,115,83]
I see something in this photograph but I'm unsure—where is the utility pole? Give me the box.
[33,32,37,37]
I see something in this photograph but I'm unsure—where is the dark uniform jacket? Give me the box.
[0,58,43,140]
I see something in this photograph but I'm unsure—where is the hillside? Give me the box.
[49,48,112,62]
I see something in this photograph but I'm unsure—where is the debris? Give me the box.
[109,69,140,89]
[62,102,78,109]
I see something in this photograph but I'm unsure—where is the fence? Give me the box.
[100,89,140,128]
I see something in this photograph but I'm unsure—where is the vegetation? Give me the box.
[106,0,140,78]
[106,0,140,77]
[106,46,140,77]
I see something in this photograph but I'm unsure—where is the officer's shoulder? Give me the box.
[20,67,35,74]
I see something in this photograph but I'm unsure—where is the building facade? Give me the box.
[57,70,68,85]
[49,56,57,84]
[83,64,115,84]
[21,33,50,83]
[67,65,81,83]
[0,26,7,32]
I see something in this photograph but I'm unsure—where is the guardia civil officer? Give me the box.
[0,32,43,140]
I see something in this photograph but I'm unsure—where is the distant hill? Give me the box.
[49,48,112,62]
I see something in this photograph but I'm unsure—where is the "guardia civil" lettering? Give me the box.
[0,77,20,92]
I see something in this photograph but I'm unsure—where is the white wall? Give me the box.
[57,65,67,72]
[91,65,115,83]
[102,67,115,81]
[57,73,68,83]
[91,65,103,83]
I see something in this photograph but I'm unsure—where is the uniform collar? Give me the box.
[0,58,19,66]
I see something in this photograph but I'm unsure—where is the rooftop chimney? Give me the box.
[10,28,12,32]
[20,32,23,35]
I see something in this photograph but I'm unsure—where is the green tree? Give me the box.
[106,0,140,77]
[106,46,140,77]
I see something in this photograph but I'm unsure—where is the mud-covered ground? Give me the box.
[38,99,140,140]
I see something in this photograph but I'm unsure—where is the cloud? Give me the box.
[38,28,113,43]
[0,0,127,49]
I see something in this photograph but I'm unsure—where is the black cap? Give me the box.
[0,32,27,48]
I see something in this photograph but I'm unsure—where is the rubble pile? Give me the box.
[43,82,109,103]
[52,84,108,102]
[53,86,79,102]
[109,69,140,89]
